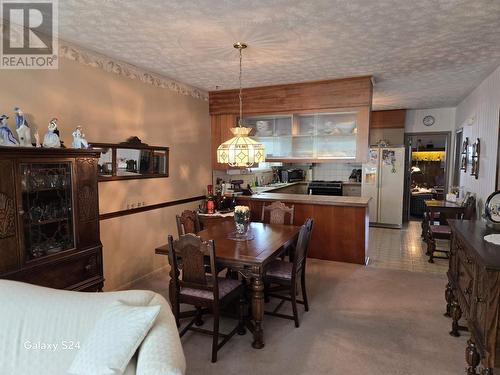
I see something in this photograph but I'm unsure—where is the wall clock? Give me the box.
[423,115,435,127]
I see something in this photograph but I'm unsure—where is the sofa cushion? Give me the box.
[68,301,160,375]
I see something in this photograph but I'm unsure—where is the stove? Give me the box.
[307,180,343,196]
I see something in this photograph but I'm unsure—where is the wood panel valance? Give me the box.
[209,76,373,115]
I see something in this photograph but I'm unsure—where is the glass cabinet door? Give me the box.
[20,162,75,260]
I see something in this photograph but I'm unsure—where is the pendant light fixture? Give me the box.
[217,42,265,167]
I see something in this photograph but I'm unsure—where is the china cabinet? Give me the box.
[0,147,103,291]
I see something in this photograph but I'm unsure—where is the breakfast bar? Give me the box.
[237,192,371,264]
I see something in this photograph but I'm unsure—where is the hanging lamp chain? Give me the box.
[238,46,243,127]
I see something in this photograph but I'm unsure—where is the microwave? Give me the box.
[281,169,305,183]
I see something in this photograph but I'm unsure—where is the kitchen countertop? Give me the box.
[237,192,371,207]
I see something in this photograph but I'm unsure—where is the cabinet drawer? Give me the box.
[457,258,474,312]
[15,250,101,290]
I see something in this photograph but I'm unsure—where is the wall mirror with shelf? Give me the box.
[91,137,169,181]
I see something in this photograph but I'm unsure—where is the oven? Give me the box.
[307,181,343,196]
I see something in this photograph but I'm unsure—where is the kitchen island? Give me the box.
[237,192,370,264]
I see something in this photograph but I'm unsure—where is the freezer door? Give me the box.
[378,147,405,226]
[361,148,379,223]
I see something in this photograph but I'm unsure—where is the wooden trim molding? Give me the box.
[99,195,205,221]
[370,109,406,129]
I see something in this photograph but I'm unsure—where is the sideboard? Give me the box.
[447,220,500,374]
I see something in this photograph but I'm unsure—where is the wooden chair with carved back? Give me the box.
[263,218,314,328]
[427,195,476,263]
[167,233,246,363]
[176,210,202,237]
[261,201,295,225]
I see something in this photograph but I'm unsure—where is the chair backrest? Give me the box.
[293,218,314,274]
[176,210,201,237]
[167,234,218,299]
[462,195,476,220]
[261,201,294,225]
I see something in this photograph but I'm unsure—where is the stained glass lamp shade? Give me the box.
[217,127,265,167]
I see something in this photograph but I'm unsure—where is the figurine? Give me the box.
[71,126,89,149]
[14,107,32,147]
[43,118,61,148]
[0,115,19,147]
[34,131,41,147]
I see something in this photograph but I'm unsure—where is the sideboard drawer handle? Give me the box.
[476,297,485,303]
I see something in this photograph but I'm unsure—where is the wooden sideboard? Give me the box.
[0,148,104,291]
[447,220,500,374]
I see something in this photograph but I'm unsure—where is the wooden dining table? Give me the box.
[155,221,301,349]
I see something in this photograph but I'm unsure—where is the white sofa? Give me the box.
[0,280,186,375]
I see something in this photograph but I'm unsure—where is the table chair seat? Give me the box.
[266,260,293,280]
[181,277,241,300]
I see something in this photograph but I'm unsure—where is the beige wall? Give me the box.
[0,56,211,290]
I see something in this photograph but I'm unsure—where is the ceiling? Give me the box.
[53,1,500,109]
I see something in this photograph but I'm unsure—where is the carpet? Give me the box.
[132,259,468,375]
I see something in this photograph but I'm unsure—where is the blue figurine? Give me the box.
[0,115,19,147]
[14,107,32,147]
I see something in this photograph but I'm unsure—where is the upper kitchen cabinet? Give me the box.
[244,109,367,161]
[209,77,372,168]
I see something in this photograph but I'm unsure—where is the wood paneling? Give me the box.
[371,109,406,129]
[209,77,373,115]
[241,199,368,265]
[211,114,237,170]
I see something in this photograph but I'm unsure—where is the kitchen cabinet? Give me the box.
[243,107,369,163]
[371,109,406,129]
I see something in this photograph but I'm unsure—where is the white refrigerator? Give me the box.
[362,147,405,227]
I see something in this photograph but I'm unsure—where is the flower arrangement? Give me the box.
[234,205,250,235]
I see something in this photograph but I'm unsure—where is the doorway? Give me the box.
[403,132,452,221]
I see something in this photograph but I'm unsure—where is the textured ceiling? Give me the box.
[53,0,500,109]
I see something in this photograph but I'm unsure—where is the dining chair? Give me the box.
[264,218,314,327]
[427,195,476,263]
[261,201,295,225]
[167,233,246,363]
[176,209,202,237]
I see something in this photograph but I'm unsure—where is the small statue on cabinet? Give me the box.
[71,126,89,149]
[43,118,61,148]
[14,107,32,147]
[0,114,19,147]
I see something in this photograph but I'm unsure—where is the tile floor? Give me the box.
[367,220,449,274]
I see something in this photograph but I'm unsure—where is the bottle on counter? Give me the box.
[206,184,215,214]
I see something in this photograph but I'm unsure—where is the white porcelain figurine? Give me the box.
[14,107,32,147]
[72,126,89,149]
[43,118,61,148]
[0,115,19,147]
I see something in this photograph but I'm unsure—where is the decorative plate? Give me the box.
[485,190,500,223]
[484,234,500,245]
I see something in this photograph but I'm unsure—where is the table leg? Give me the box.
[251,275,265,349]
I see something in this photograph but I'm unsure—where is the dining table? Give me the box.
[155,220,301,349]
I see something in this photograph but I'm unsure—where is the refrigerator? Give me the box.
[362,147,405,227]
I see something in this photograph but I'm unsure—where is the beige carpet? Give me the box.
[133,259,468,375]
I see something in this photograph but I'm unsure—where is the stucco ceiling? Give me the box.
[55,0,500,109]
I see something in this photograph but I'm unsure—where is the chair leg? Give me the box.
[195,306,204,326]
[291,282,299,328]
[238,292,247,335]
[211,308,220,363]
[301,271,309,312]
[428,238,436,263]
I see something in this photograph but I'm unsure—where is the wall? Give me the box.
[0,50,211,290]
[455,65,500,214]
[405,107,456,134]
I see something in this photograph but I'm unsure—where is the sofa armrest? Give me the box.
[135,294,186,375]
